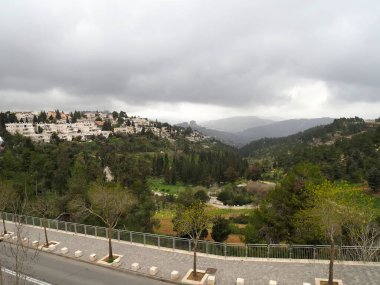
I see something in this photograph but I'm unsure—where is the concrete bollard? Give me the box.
[170,270,179,280]
[149,266,158,276]
[61,247,69,255]
[207,275,215,285]
[236,278,244,285]
[32,240,39,248]
[89,254,97,261]
[269,281,277,285]
[131,262,140,271]
[74,250,83,258]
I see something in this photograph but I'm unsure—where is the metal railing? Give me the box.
[2,212,379,262]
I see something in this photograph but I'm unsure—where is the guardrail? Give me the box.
[2,212,379,262]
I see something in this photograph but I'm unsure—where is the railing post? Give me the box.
[267,244,270,259]
[32,217,35,226]
[84,225,87,235]
[56,220,58,230]
[189,240,191,252]
[106,228,108,238]
[313,246,316,260]
[117,230,120,241]
[65,222,68,232]
[206,242,209,255]
[172,237,175,250]
[143,233,146,246]
[289,244,292,260]
[74,223,77,234]
[130,231,133,243]
[245,244,248,258]
[40,218,43,227]
[338,245,342,261]
[224,244,227,258]
[158,236,160,248]
[95,226,97,237]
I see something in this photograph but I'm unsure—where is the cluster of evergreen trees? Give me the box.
[152,150,247,186]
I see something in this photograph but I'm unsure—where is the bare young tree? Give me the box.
[84,182,135,262]
[297,181,356,285]
[0,182,18,235]
[0,188,38,285]
[30,195,58,247]
[346,217,380,262]
[173,200,211,278]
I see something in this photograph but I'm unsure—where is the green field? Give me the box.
[147,178,188,195]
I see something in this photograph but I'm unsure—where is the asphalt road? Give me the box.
[0,244,171,285]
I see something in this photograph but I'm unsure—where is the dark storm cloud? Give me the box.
[0,0,380,114]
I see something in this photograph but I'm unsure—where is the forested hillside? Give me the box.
[240,117,380,188]
[0,117,247,233]
[1,114,379,247]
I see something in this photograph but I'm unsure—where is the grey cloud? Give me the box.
[1,0,380,114]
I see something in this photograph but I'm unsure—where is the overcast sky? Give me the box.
[1,0,380,123]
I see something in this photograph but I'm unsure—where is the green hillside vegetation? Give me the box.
[244,163,380,245]
[0,113,247,234]
[1,113,380,246]
[240,117,380,187]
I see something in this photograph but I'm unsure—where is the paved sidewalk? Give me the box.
[4,222,380,285]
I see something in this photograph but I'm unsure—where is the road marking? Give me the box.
[1,267,53,285]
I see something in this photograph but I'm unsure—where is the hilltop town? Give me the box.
[3,110,204,143]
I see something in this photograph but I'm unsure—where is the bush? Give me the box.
[229,214,249,224]
[211,216,231,242]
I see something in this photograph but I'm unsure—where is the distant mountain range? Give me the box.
[201,116,274,133]
[177,117,334,147]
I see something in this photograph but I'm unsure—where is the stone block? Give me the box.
[149,266,158,276]
[74,250,83,258]
[207,275,215,285]
[48,244,56,251]
[303,283,311,285]
[236,278,244,285]
[89,253,97,261]
[61,247,69,255]
[171,270,179,280]
[112,257,121,267]
[131,262,140,271]
[269,281,277,285]
[32,240,39,248]
[22,237,28,244]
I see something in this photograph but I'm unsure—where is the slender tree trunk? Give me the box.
[108,226,113,261]
[328,242,335,285]
[2,215,7,235]
[44,224,49,246]
[193,240,197,277]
